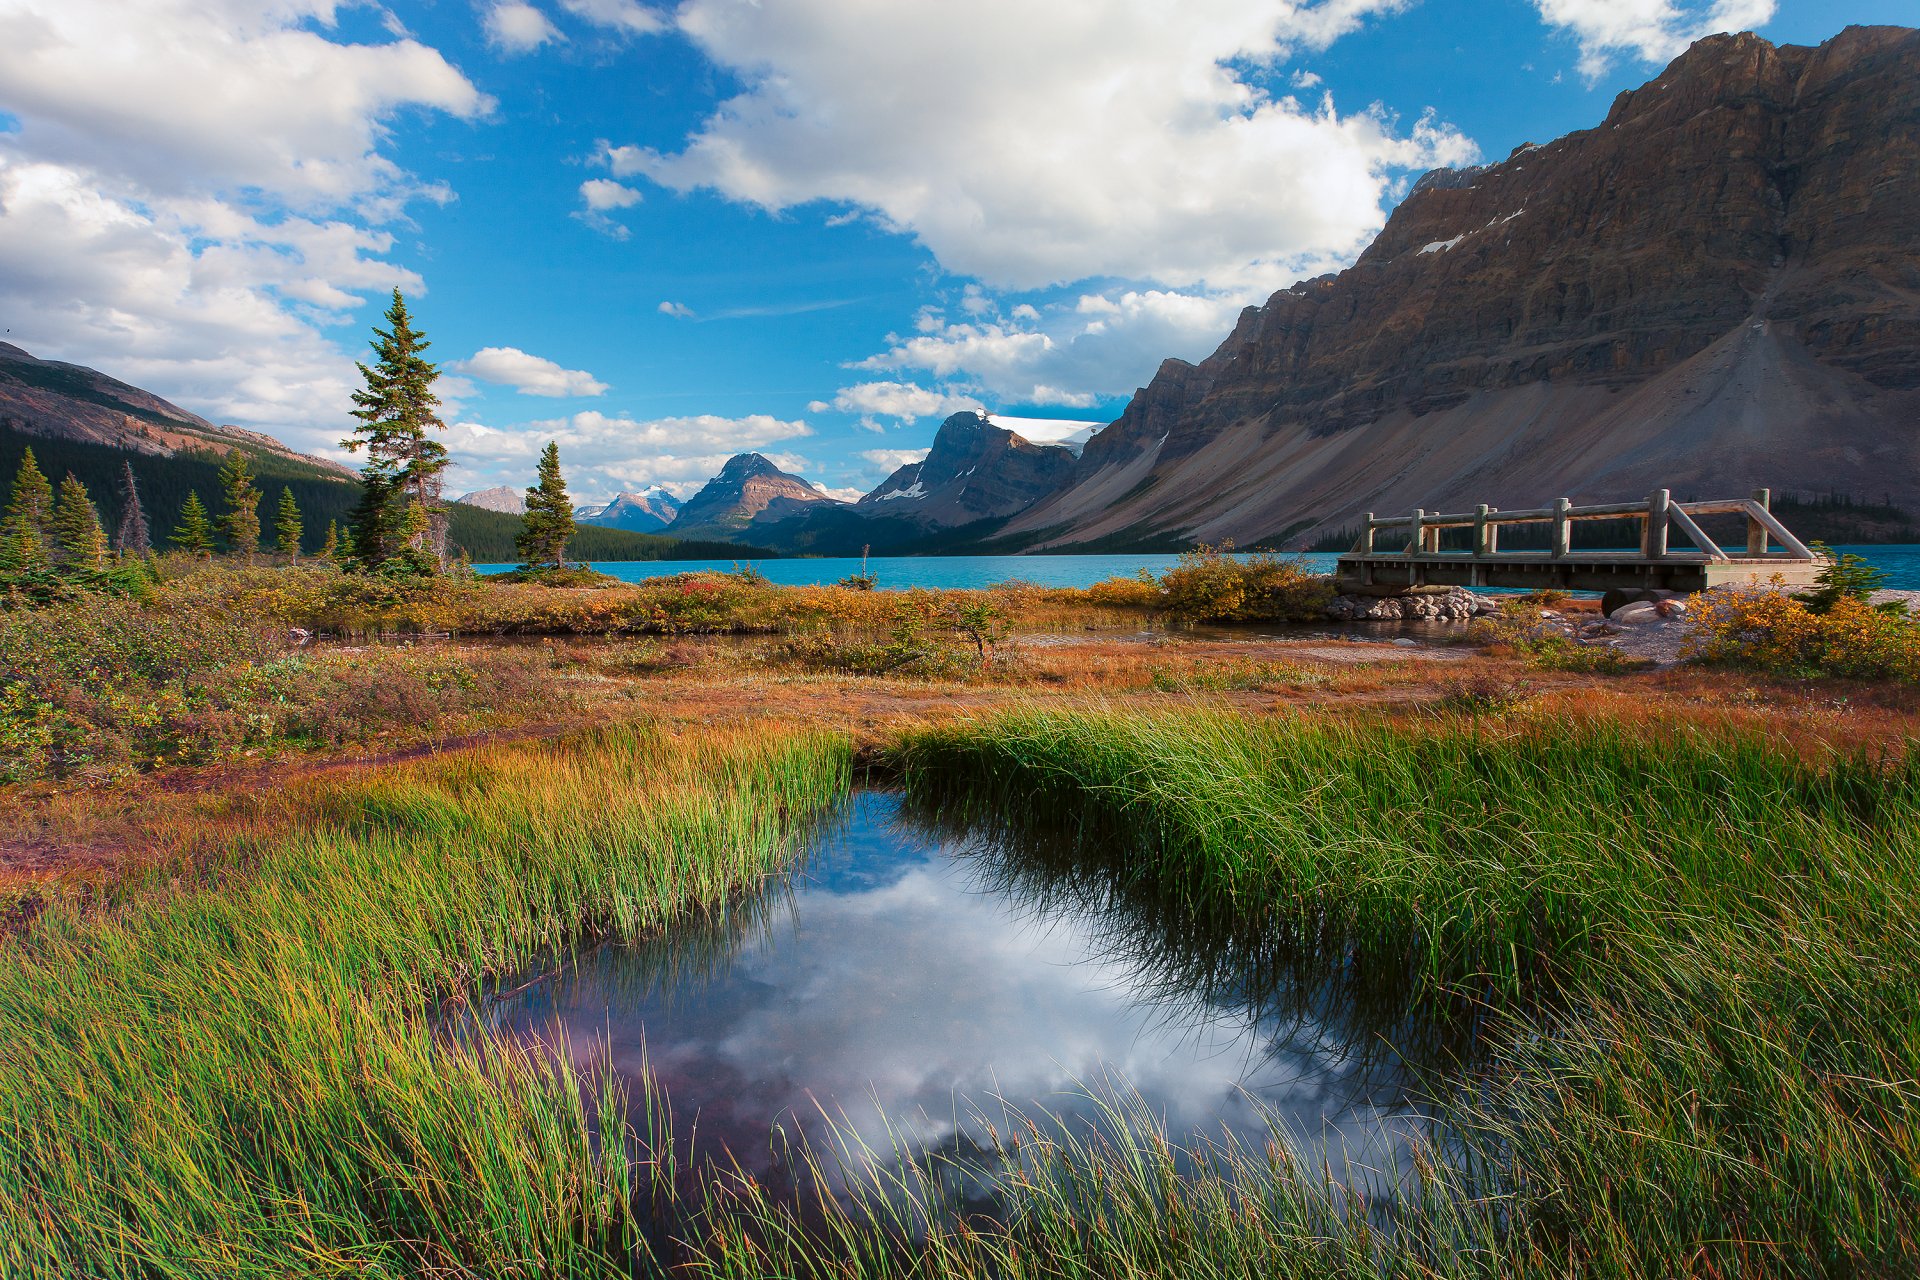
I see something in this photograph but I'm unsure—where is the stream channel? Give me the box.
[479,790,1448,1215]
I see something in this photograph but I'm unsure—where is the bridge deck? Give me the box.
[1335,550,1822,595]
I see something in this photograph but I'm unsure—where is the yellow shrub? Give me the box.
[1685,588,1920,681]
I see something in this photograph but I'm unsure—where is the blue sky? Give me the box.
[0,0,1909,502]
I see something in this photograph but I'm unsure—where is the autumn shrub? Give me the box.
[1686,587,1920,680]
[1155,544,1334,625]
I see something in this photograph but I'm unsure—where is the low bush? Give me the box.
[1686,586,1920,680]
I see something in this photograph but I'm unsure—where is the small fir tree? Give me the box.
[516,441,577,568]
[51,474,108,570]
[345,290,448,570]
[171,490,216,558]
[319,519,341,564]
[0,447,55,569]
[113,460,151,555]
[274,487,303,563]
[215,451,262,561]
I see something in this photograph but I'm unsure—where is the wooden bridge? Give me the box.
[1335,488,1824,595]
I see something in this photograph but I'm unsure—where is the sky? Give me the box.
[0,0,1909,504]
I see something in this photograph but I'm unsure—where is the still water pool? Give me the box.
[483,792,1430,1194]
[478,546,1920,591]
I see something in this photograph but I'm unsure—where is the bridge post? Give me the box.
[1551,497,1572,558]
[1646,489,1670,558]
[1359,514,1375,554]
[1407,509,1425,555]
[1747,488,1770,556]
[1474,504,1491,556]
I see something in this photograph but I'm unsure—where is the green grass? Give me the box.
[0,723,851,1277]
[884,708,1920,1275]
[6,707,1917,1277]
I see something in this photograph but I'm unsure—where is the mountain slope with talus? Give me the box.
[1002,26,1920,550]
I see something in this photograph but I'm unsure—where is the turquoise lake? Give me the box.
[479,546,1920,592]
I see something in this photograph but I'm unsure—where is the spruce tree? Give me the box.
[274,487,303,563]
[516,442,577,568]
[319,519,341,564]
[171,491,216,558]
[345,290,448,570]
[113,460,151,556]
[216,451,262,562]
[0,447,55,570]
[51,474,108,570]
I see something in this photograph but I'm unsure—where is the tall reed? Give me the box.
[0,723,850,1277]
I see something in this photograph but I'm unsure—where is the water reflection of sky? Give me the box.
[489,793,1422,1178]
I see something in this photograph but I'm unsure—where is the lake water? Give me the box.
[483,792,1428,1202]
[479,545,1920,591]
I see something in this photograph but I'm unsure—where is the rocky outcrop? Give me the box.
[456,485,524,514]
[667,453,842,535]
[0,341,352,476]
[578,487,680,532]
[1326,587,1497,621]
[861,412,1076,527]
[1007,26,1920,551]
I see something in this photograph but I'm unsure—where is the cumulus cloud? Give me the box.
[485,1,563,53]
[1533,0,1777,80]
[454,347,609,397]
[443,409,813,498]
[602,0,1469,290]
[579,178,643,211]
[657,300,696,318]
[0,2,489,450]
[806,381,983,430]
[859,447,930,473]
[854,285,1268,408]
[558,0,665,36]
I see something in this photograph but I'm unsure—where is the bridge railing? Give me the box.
[1348,488,1815,563]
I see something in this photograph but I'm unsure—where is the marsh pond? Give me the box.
[476,791,1442,1211]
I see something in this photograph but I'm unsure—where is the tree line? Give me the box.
[1,286,639,595]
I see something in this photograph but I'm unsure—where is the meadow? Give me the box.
[3,556,1919,1277]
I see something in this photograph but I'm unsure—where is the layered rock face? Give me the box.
[0,341,350,476]
[1009,27,1920,549]
[456,485,524,514]
[667,453,841,535]
[862,412,1076,527]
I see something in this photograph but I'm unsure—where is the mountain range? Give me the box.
[8,26,1916,560]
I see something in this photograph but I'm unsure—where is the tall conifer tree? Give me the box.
[274,487,303,563]
[171,491,216,558]
[345,290,448,570]
[516,442,577,568]
[1,447,54,569]
[51,474,108,570]
[216,451,261,561]
[113,460,151,556]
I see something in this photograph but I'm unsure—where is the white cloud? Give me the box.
[807,381,983,429]
[603,0,1469,290]
[658,300,696,318]
[1533,0,1776,80]
[859,447,929,473]
[579,178,643,211]
[0,1,488,449]
[454,346,609,397]
[558,0,665,35]
[575,177,643,236]
[485,1,563,53]
[855,285,1266,408]
[444,409,813,499]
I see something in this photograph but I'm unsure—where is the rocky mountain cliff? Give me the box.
[456,485,524,514]
[0,342,353,479]
[1006,26,1920,550]
[861,413,1076,527]
[667,453,842,536]
[579,487,681,532]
